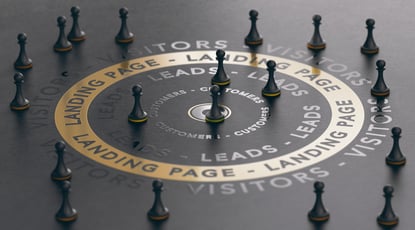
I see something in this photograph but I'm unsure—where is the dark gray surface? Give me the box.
[0,0,414,229]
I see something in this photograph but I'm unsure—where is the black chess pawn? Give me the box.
[371,60,390,97]
[54,16,73,52]
[386,127,406,166]
[377,185,399,226]
[308,181,330,222]
[51,141,72,181]
[67,6,86,42]
[147,179,169,221]
[128,84,148,123]
[205,85,225,123]
[14,33,32,69]
[361,18,379,54]
[211,49,230,86]
[10,72,30,111]
[244,10,263,46]
[115,7,134,44]
[307,15,326,51]
[262,60,281,97]
[56,180,78,222]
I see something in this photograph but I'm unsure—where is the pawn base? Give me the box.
[205,115,225,123]
[128,116,148,123]
[377,217,399,226]
[14,63,33,70]
[148,212,170,221]
[245,38,263,46]
[262,90,281,97]
[308,213,330,222]
[10,103,30,111]
[371,88,390,97]
[386,157,406,166]
[54,45,73,52]
[116,35,134,44]
[51,171,72,181]
[56,212,78,222]
[68,36,86,42]
[211,79,230,86]
[307,42,326,51]
[361,46,379,55]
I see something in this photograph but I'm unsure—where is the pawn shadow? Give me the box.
[309,221,327,230]
[148,219,168,230]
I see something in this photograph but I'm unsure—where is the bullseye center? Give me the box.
[188,103,232,122]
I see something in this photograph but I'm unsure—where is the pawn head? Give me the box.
[55,140,66,152]
[383,184,394,195]
[71,6,81,15]
[132,84,143,95]
[266,60,276,69]
[366,18,375,27]
[119,7,129,16]
[17,33,27,42]
[376,59,386,68]
[391,127,402,136]
[57,16,67,25]
[13,72,24,82]
[152,179,163,190]
[249,10,259,18]
[216,49,225,58]
[314,181,325,191]
[61,180,71,191]
[312,14,322,23]
[210,85,221,95]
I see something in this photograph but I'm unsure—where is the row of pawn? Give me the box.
[245,9,379,55]
[309,181,400,227]
[51,140,169,222]
[14,8,380,71]
[13,6,132,70]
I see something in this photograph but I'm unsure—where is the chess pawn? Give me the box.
[68,6,86,42]
[262,60,281,97]
[10,72,30,111]
[386,127,406,166]
[128,84,148,123]
[308,181,330,222]
[115,7,134,44]
[54,16,73,52]
[377,185,399,226]
[205,85,225,123]
[211,49,230,86]
[147,179,169,221]
[56,180,78,222]
[245,10,263,46]
[361,18,379,54]
[371,60,390,97]
[14,33,33,69]
[307,15,326,51]
[51,141,72,181]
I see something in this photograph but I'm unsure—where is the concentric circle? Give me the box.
[55,50,365,182]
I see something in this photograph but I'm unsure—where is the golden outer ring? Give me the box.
[55,50,365,182]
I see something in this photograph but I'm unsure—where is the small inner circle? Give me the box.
[188,103,232,122]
